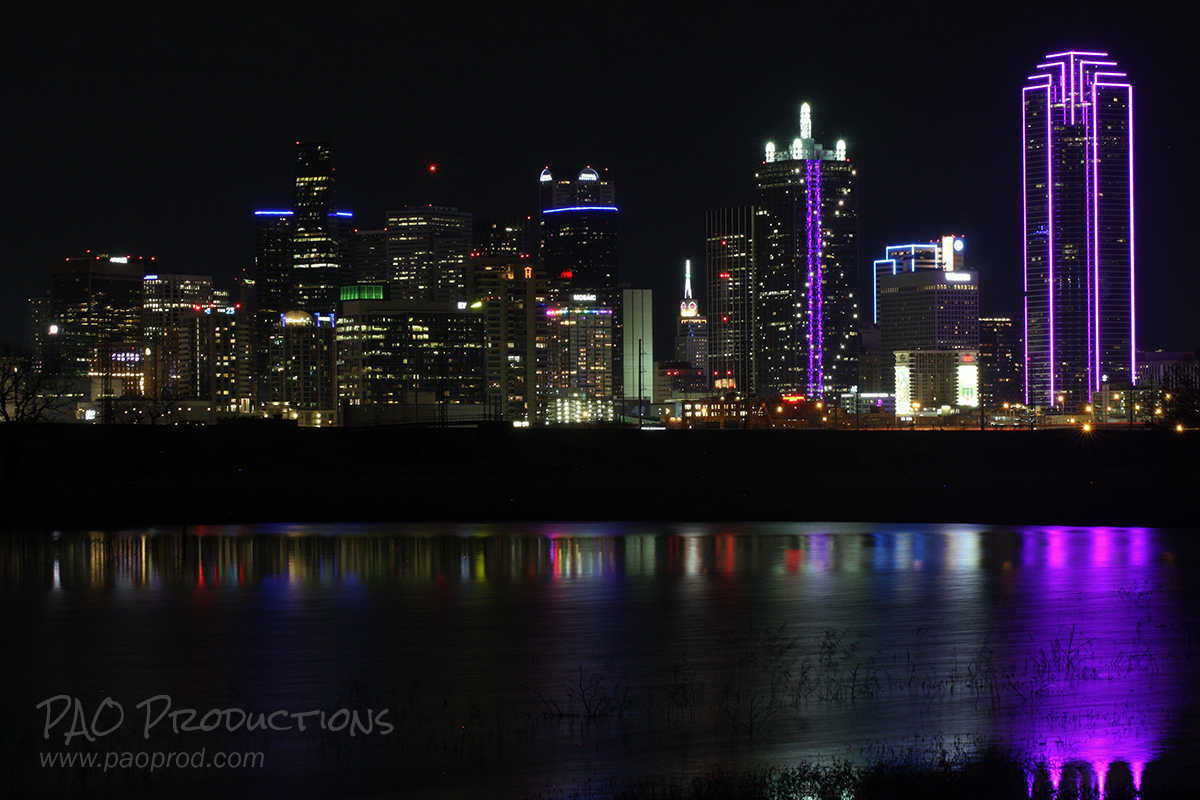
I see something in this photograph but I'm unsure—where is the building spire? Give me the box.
[680,259,697,318]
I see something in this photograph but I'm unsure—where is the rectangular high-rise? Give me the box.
[466,259,549,422]
[142,273,213,399]
[755,103,858,398]
[386,206,472,303]
[979,317,1023,408]
[878,269,979,401]
[292,142,350,315]
[48,254,147,402]
[621,288,654,408]
[1023,51,1134,407]
[706,207,754,392]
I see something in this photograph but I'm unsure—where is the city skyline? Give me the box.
[4,5,1195,362]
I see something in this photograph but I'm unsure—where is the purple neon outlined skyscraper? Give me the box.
[1023,51,1134,408]
[754,103,858,399]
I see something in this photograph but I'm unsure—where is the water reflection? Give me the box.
[2,523,1197,799]
[5,524,1032,587]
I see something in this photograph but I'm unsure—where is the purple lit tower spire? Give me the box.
[1023,51,1134,408]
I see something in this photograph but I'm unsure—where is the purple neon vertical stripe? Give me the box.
[812,160,825,394]
[1092,81,1099,392]
[1024,295,1030,404]
[1046,80,1055,406]
[803,158,825,396]
[1128,82,1136,382]
[805,159,817,394]
[1022,87,1030,404]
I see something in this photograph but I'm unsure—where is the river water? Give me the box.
[2,523,1197,798]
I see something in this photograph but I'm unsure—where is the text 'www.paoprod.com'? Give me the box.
[40,748,264,772]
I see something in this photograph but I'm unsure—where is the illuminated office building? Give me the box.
[253,209,294,401]
[1023,51,1134,406]
[894,350,979,412]
[466,259,549,422]
[48,253,147,401]
[755,103,858,397]
[208,297,254,413]
[386,206,472,303]
[336,294,484,425]
[292,142,352,314]
[877,268,979,397]
[254,142,353,404]
[545,294,614,401]
[706,207,754,392]
[473,217,535,260]
[546,388,614,426]
[539,167,617,292]
[267,311,337,426]
[142,273,213,399]
[979,317,1023,407]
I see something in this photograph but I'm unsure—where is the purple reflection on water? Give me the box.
[1005,526,1193,791]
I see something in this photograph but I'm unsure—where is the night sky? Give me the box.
[5,3,1197,361]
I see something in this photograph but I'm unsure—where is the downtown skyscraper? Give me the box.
[706,206,755,391]
[538,167,617,292]
[254,142,350,406]
[1023,51,1134,407]
[755,103,858,398]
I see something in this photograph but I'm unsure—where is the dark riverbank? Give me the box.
[1,423,1196,530]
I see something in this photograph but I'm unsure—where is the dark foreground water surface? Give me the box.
[2,524,1198,798]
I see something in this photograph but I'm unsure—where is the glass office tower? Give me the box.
[1023,51,1134,407]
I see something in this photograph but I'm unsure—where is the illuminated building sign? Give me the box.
[571,293,597,302]
[958,363,979,407]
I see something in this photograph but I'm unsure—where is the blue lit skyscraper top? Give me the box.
[538,166,618,292]
[1022,52,1134,407]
